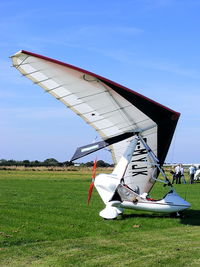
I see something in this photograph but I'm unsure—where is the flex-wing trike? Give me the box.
[86,133,191,220]
[11,50,191,220]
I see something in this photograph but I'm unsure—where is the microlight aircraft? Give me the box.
[11,50,191,219]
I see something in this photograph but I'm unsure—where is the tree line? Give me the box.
[0,158,113,168]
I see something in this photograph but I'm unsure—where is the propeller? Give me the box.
[87,159,97,205]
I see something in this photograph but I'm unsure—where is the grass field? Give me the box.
[0,169,200,266]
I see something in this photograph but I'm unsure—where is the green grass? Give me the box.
[0,170,200,266]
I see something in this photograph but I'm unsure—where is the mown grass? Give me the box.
[0,170,200,266]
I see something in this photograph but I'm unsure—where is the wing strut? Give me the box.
[138,135,172,186]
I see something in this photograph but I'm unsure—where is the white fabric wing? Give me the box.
[11,51,157,165]
[12,50,180,194]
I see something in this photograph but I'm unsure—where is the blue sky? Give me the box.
[1,0,200,163]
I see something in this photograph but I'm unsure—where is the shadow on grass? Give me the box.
[120,209,200,226]
[179,209,200,226]
[120,213,171,221]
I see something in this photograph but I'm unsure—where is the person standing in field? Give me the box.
[194,165,200,181]
[180,164,186,184]
[170,166,176,184]
[188,165,196,184]
[175,164,181,184]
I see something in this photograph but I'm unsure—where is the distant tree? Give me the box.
[0,158,112,168]
[85,161,94,167]
[23,160,30,167]
[0,159,8,166]
[31,160,41,167]
[96,160,110,167]
[62,161,74,167]
[7,160,16,166]
[43,158,59,166]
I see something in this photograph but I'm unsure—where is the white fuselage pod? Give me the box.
[120,190,191,213]
[94,135,191,220]
[98,190,191,220]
